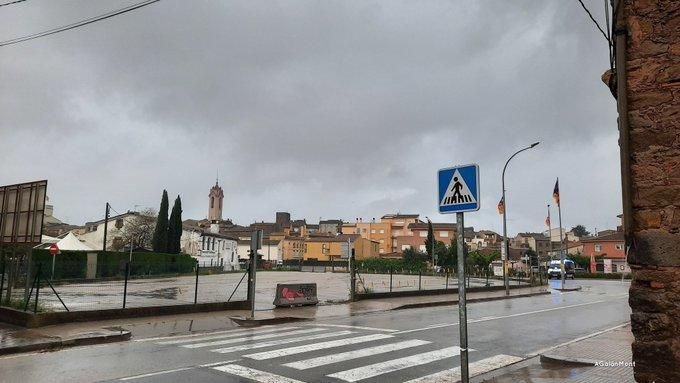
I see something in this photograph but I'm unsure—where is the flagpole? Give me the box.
[547,204,552,261]
[557,192,565,290]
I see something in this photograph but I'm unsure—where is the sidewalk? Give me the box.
[0,285,547,355]
[478,323,634,383]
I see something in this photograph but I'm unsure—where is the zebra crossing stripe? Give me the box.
[137,327,256,343]
[327,346,462,382]
[156,326,298,345]
[244,334,393,360]
[284,339,431,370]
[403,354,523,383]
[212,330,353,354]
[183,328,325,349]
[212,364,306,383]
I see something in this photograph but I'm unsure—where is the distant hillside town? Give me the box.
[39,181,627,274]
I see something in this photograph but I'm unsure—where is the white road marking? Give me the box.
[198,359,241,367]
[316,324,398,332]
[183,328,325,349]
[119,367,193,381]
[403,354,523,383]
[134,328,252,342]
[212,364,306,383]
[157,326,298,345]
[394,300,609,334]
[327,346,463,382]
[244,333,394,360]
[284,339,431,370]
[212,330,353,354]
[528,322,630,357]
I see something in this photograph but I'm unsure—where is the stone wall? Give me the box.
[621,1,680,382]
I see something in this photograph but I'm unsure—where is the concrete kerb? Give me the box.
[539,353,597,367]
[0,328,131,356]
[229,316,313,327]
[391,291,551,310]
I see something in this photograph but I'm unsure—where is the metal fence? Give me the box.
[353,267,532,295]
[0,253,249,313]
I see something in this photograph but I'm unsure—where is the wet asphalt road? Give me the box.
[0,280,630,383]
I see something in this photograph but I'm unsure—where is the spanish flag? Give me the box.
[553,178,560,207]
[497,196,505,215]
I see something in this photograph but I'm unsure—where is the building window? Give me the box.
[211,197,214,208]
[115,219,124,229]
[595,244,602,252]
[362,229,367,233]
[419,245,427,252]
[440,231,448,237]
[401,245,411,251]
[202,236,205,250]
[371,229,376,234]
[379,249,384,253]
[616,244,624,250]
[379,230,385,234]
[419,231,427,238]
[379,239,384,244]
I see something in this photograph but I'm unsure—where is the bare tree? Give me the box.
[116,209,157,251]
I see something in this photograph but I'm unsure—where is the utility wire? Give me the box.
[576,0,613,47]
[0,0,160,47]
[0,0,26,7]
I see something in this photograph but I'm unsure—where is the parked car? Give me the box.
[547,259,575,279]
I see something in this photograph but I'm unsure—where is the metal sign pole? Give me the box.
[456,212,469,383]
[249,230,262,320]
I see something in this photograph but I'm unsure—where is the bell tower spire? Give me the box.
[208,178,224,223]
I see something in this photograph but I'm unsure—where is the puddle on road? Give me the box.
[483,362,592,382]
[128,287,181,299]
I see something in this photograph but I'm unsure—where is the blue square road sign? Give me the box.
[438,164,480,214]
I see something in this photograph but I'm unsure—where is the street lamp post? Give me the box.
[501,142,539,296]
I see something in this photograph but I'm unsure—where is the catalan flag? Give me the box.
[497,196,505,215]
[553,178,560,207]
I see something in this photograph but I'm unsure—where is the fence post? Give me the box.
[446,269,449,290]
[0,255,5,304]
[419,270,422,291]
[349,249,356,301]
[34,264,41,313]
[194,262,199,305]
[389,267,393,292]
[123,262,129,308]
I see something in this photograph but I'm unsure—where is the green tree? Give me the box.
[402,248,428,271]
[570,225,590,238]
[152,190,169,253]
[167,195,183,254]
[571,253,591,271]
[437,240,458,271]
[426,219,435,265]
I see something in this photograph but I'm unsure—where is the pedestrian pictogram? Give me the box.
[438,164,480,214]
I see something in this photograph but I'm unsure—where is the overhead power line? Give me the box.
[0,0,27,8]
[576,0,612,47]
[0,0,160,47]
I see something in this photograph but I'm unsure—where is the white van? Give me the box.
[547,259,575,280]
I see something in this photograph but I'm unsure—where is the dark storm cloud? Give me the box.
[0,0,621,233]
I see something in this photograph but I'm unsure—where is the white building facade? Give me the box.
[181,228,239,271]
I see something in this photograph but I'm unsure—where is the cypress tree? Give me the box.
[168,196,183,254]
[152,190,169,253]
[426,219,436,265]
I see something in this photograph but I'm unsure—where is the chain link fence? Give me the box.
[0,250,249,313]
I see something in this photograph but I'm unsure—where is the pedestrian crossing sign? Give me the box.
[438,164,480,214]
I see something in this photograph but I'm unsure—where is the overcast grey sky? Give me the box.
[0,0,621,235]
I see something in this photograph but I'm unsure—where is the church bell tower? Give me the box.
[208,180,224,223]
